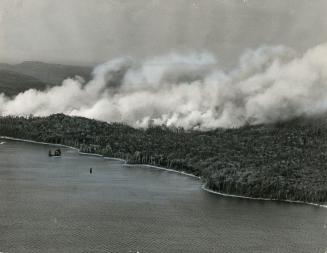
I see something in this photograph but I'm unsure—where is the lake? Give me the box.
[0,139,326,253]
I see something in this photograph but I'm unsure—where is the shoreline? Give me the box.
[0,136,80,150]
[0,136,126,163]
[202,186,327,209]
[1,135,326,209]
[123,164,201,179]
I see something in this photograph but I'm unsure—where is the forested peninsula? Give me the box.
[0,114,326,204]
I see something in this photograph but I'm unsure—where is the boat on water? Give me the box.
[49,149,62,157]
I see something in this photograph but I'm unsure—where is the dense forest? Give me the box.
[0,114,326,204]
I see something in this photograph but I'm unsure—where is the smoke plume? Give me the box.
[1,43,327,130]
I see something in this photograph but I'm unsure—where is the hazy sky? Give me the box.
[1,0,327,66]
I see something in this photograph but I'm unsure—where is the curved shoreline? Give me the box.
[1,135,326,209]
[202,186,327,209]
[123,164,200,179]
[0,136,126,163]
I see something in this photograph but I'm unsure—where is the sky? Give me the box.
[1,0,327,66]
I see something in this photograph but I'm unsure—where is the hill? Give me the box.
[0,114,326,204]
[0,61,93,86]
[0,70,49,97]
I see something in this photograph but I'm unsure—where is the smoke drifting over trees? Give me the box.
[1,43,327,130]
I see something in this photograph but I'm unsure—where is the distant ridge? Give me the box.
[0,70,48,97]
[0,61,93,86]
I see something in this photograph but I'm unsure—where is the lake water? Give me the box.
[0,139,326,253]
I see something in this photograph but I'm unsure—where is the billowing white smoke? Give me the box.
[1,43,327,130]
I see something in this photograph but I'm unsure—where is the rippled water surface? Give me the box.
[0,139,326,253]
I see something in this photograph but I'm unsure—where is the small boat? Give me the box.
[49,149,62,157]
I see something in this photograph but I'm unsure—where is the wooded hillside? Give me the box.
[0,114,326,204]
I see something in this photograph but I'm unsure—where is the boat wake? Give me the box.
[0,141,5,145]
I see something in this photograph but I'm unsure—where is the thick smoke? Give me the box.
[1,43,327,130]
